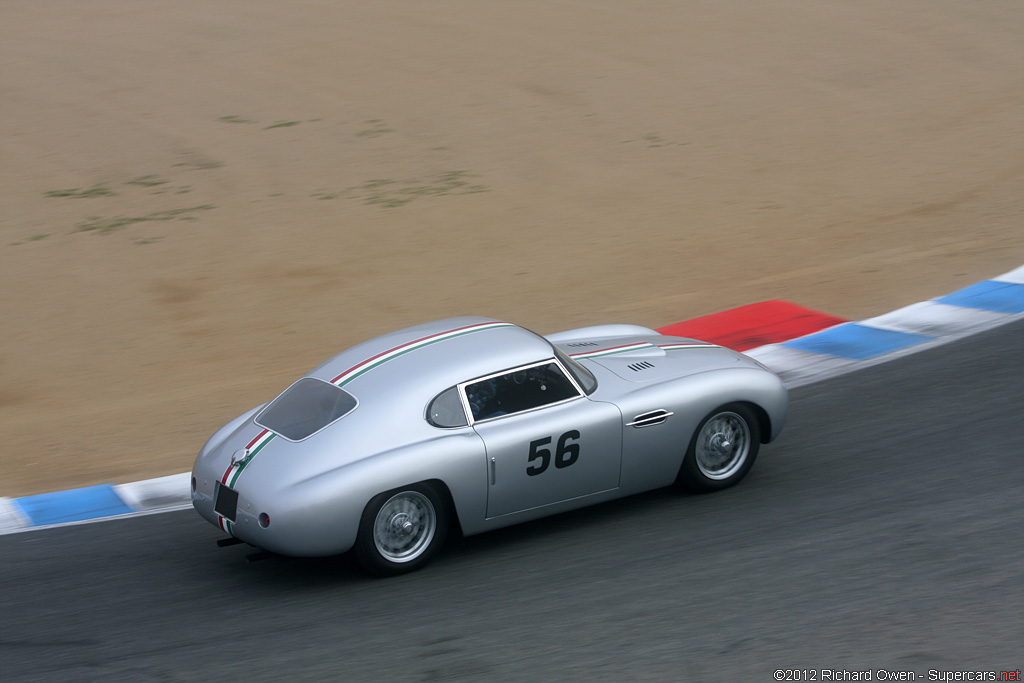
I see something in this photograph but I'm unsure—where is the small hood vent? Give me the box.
[628,361,655,372]
[565,341,599,348]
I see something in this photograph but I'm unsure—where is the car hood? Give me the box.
[550,325,763,383]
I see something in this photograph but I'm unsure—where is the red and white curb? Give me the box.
[2,264,1022,535]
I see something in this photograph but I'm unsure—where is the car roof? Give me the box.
[305,317,557,399]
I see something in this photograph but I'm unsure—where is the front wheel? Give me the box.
[353,482,449,577]
[677,403,761,492]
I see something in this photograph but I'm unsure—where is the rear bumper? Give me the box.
[191,460,362,557]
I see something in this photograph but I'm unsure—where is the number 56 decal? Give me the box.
[526,430,581,476]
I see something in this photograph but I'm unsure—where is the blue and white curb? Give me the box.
[0,473,192,535]
[746,265,1024,387]
[2,265,1022,535]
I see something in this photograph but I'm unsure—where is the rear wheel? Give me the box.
[678,403,761,492]
[354,482,448,576]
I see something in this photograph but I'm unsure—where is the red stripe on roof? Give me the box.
[570,342,649,356]
[246,429,270,451]
[330,321,502,384]
[598,342,649,352]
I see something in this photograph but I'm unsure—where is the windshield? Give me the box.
[554,348,598,394]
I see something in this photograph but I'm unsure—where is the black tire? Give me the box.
[677,403,761,493]
[353,482,449,577]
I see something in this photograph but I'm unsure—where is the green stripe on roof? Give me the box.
[334,322,514,386]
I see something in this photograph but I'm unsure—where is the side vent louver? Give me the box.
[628,361,655,372]
[627,408,674,428]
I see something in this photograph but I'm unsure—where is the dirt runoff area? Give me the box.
[1,1,1023,497]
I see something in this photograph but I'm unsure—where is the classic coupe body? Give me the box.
[192,316,787,575]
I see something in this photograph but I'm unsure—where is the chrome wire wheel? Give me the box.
[694,411,751,480]
[372,490,437,564]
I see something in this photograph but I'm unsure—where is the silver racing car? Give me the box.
[191,317,788,575]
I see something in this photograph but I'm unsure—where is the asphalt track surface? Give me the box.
[2,320,1022,682]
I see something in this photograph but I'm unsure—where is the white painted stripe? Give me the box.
[659,343,719,350]
[0,497,30,533]
[570,342,655,359]
[863,301,1011,338]
[1,508,189,535]
[744,345,864,387]
[113,472,193,513]
[747,339,940,388]
[995,265,1024,284]
[246,429,274,452]
[332,321,513,386]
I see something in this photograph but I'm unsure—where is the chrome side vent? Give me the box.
[565,341,599,347]
[626,409,674,428]
[627,361,655,372]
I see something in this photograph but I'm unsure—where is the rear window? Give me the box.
[255,378,357,441]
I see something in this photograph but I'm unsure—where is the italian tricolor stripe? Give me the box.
[218,428,277,532]
[330,321,514,386]
[216,321,512,505]
[657,342,719,351]
[569,340,721,359]
[568,342,655,359]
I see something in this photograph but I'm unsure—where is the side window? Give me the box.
[427,386,468,428]
[464,362,581,422]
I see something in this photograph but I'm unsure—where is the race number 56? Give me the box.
[526,430,581,476]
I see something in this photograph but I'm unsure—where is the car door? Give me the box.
[465,360,623,518]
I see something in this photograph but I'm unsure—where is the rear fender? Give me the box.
[264,429,489,554]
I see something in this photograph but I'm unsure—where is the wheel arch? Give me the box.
[423,477,463,537]
[736,400,772,444]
